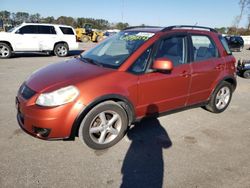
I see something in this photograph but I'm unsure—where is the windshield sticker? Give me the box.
[120,32,155,41]
[136,32,155,38]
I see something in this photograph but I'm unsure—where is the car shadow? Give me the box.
[11,50,84,58]
[121,104,172,188]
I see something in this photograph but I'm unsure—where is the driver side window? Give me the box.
[154,36,187,67]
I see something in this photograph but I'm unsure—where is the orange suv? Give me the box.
[16,25,237,149]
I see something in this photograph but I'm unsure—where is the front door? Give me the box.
[136,34,191,117]
[13,25,39,51]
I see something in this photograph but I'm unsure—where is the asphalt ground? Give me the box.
[0,43,250,188]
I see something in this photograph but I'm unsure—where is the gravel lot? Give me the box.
[0,43,250,188]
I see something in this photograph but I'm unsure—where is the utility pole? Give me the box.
[121,0,124,22]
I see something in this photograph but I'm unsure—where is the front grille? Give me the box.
[19,84,36,100]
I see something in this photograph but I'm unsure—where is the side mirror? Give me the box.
[152,58,174,72]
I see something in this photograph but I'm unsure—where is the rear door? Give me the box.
[37,25,57,50]
[135,34,191,117]
[187,34,222,105]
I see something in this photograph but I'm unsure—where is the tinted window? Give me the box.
[59,27,74,35]
[191,35,218,61]
[220,35,231,55]
[129,47,152,74]
[38,26,56,34]
[155,36,187,66]
[19,25,38,34]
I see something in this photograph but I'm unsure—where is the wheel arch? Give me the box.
[209,75,237,99]
[68,94,136,140]
[53,41,69,50]
[0,41,13,51]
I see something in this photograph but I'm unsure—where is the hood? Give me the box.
[26,58,113,92]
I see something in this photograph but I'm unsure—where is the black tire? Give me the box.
[79,101,128,149]
[205,81,233,113]
[81,35,90,43]
[96,35,104,43]
[54,43,68,57]
[0,42,12,58]
[243,70,250,79]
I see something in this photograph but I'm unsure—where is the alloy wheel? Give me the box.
[89,110,122,144]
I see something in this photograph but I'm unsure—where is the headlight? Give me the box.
[36,85,79,107]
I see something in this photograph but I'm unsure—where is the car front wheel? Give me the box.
[0,43,12,58]
[78,101,128,149]
[205,81,233,113]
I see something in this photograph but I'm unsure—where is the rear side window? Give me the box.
[38,26,56,34]
[19,25,38,34]
[219,35,231,55]
[191,35,218,61]
[59,27,74,35]
[154,36,187,67]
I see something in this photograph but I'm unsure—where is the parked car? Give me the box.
[237,59,250,78]
[103,29,120,38]
[16,25,237,149]
[0,23,78,58]
[224,35,244,52]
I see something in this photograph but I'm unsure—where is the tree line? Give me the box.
[1,2,250,35]
[0,10,129,30]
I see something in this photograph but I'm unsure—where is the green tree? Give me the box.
[56,16,77,27]
[41,16,55,24]
[15,12,29,24]
[29,13,41,23]
[0,10,11,22]
[115,22,129,30]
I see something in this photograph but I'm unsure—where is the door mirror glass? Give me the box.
[152,58,173,72]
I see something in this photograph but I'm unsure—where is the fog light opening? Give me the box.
[32,126,51,137]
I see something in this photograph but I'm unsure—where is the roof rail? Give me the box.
[123,26,162,30]
[162,25,218,33]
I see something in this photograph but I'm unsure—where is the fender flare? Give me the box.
[68,94,136,140]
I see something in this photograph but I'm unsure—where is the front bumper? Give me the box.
[16,92,84,140]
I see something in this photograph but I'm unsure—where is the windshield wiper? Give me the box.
[79,55,103,67]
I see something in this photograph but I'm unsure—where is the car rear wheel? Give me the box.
[54,43,68,57]
[205,81,233,113]
[0,43,12,58]
[81,35,90,43]
[243,70,250,79]
[96,35,104,43]
[78,101,128,149]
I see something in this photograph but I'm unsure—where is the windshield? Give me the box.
[7,24,21,33]
[80,31,155,69]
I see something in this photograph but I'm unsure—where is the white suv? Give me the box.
[0,23,79,58]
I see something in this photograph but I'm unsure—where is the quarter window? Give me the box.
[59,27,74,35]
[154,36,187,67]
[191,35,218,61]
[129,47,152,74]
[219,35,231,55]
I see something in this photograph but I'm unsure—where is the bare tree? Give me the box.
[236,0,250,32]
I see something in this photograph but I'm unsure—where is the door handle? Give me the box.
[215,64,223,70]
[180,71,190,78]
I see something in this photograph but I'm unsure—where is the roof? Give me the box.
[123,26,163,33]
[20,22,73,28]
[123,25,218,34]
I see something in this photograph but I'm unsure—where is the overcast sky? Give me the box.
[1,0,249,28]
